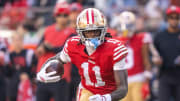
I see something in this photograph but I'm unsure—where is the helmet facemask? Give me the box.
[121,23,136,38]
[77,26,106,49]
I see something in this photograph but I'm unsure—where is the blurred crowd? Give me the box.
[0,0,179,101]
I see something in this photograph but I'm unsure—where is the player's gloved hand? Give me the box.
[89,94,111,101]
[36,60,61,83]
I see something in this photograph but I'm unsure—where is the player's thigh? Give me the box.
[121,83,133,101]
[131,82,143,101]
[36,83,51,101]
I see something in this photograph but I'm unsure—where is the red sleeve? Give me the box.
[112,42,128,65]
[61,36,80,63]
[63,36,80,55]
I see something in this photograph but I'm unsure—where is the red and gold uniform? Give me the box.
[116,32,152,82]
[116,32,152,101]
[60,36,128,100]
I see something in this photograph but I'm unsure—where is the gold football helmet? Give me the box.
[76,8,107,44]
[119,11,136,37]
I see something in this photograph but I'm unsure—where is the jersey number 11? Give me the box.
[81,62,105,87]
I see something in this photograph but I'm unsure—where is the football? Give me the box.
[45,60,64,76]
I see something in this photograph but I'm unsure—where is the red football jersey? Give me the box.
[62,36,128,94]
[116,33,152,76]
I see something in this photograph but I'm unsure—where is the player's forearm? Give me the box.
[142,43,151,71]
[144,59,151,71]
[110,86,128,101]
[111,70,128,101]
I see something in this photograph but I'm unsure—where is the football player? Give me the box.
[37,8,128,101]
[115,11,152,101]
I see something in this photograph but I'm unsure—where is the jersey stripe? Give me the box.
[114,47,127,56]
[113,50,128,60]
[114,45,124,51]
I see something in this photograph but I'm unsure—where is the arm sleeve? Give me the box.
[113,58,127,70]
[112,43,128,64]
[59,40,71,63]
[58,36,80,63]
[59,50,71,63]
